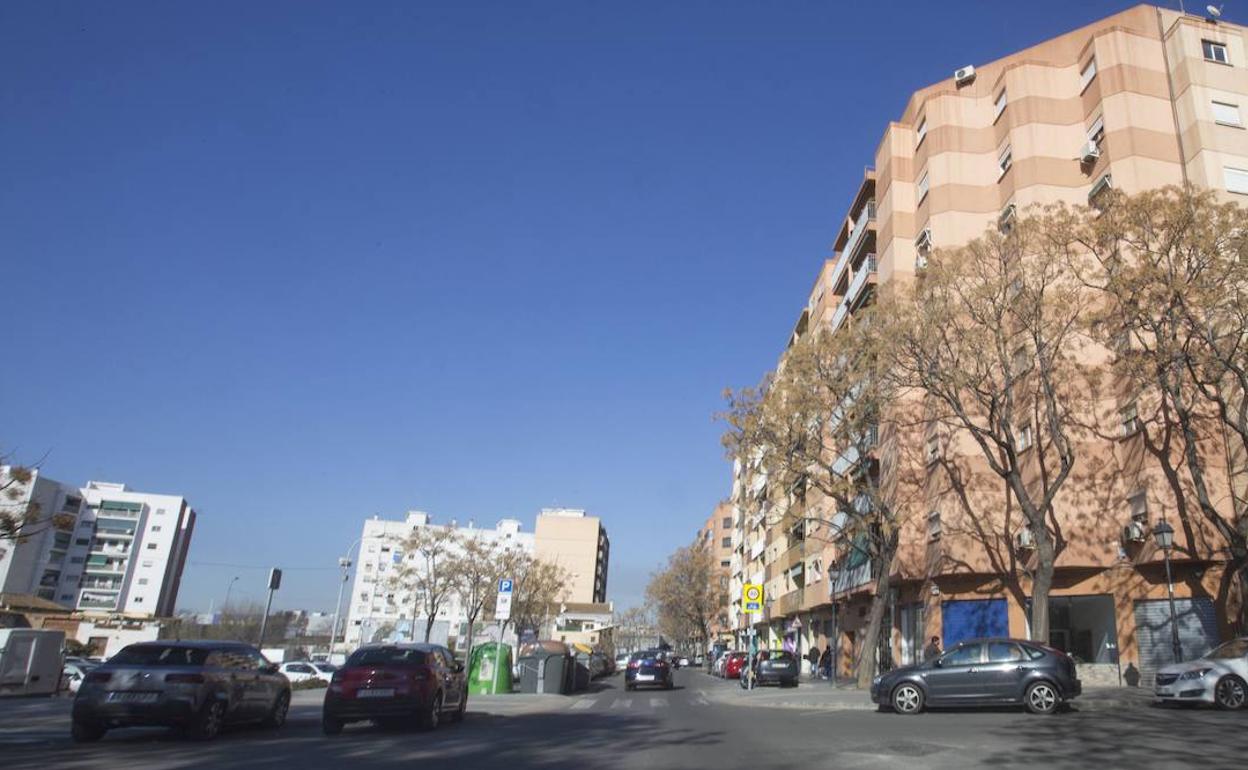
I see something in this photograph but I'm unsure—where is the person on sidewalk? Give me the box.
[818,645,832,680]
[923,636,942,662]
[806,647,820,678]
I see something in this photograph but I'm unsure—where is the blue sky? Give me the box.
[2,1,1187,613]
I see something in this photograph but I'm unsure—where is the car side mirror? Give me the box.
[932,658,943,668]
[262,663,280,674]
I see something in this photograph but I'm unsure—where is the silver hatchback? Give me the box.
[72,641,291,742]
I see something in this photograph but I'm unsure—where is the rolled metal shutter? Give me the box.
[1132,598,1218,687]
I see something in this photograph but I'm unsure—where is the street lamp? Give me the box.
[329,538,361,653]
[1152,520,1183,663]
[223,576,240,614]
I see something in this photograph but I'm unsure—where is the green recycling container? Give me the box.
[468,642,514,695]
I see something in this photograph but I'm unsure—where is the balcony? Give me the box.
[846,254,878,309]
[842,201,876,264]
[78,596,119,610]
[831,301,849,331]
[829,560,873,596]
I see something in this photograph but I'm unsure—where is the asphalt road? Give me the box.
[1,671,1244,769]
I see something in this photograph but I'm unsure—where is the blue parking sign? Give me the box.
[498,578,513,594]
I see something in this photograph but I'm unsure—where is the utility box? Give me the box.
[0,629,66,697]
[468,642,513,695]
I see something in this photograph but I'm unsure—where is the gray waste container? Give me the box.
[515,642,574,694]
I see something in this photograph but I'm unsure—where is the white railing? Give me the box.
[831,301,849,331]
[846,254,878,307]
[842,203,876,263]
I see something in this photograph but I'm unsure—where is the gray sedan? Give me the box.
[72,640,291,742]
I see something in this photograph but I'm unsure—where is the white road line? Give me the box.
[569,699,596,711]
[691,693,710,706]
[649,697,669,709]
[612,698,632,709]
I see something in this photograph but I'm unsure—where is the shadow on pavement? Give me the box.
[2,706,725,770]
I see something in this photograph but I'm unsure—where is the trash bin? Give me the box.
[468,642,513,695]
[515,641,574,694]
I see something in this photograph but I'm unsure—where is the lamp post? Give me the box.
[223,576,239,614]
[1152,520,1183,663]
[329,538,361,653]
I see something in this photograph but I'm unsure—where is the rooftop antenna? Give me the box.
[1207,4,1224,19]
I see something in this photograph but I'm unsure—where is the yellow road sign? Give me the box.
[742,583,764,612]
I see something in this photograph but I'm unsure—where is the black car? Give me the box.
[871,638,1081,715]
[72,641,290,742]
[624,650,673,690]
[741,650,799,688]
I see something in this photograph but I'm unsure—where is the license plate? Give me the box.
[1156,689,1173,697]
[356,688,396,698]
[107,692,158,704]
[636,674,654,682]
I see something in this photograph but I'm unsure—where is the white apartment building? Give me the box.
[344,511,534,648]
[0,471,195,618]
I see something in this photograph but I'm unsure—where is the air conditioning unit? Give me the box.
[954,64,976,86]
[998,204,1017,232]
[1080,140,1101,163]
[1015,529,1035,549]
[1122,520,1147,543]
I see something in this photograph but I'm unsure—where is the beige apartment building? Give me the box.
[732,4,1248,686]
[697,501,735,642]
[534,508,610,604]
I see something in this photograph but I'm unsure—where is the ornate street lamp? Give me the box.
[1151,520,1183,663]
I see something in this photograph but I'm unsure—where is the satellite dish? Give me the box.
[1207,4,1223,18]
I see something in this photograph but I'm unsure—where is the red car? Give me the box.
[322,643,467,734]
[723,652,749,680]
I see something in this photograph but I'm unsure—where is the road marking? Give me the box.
[612,698,632,709]
[569,699,595,711]
[649,697,669,709]
[691,693,710,706]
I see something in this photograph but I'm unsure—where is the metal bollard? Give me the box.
[537,658,546,694]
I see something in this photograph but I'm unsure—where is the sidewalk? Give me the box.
[696,671,1157,713]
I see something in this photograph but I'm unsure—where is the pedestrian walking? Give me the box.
[806,647,819,678]
[818,645,832,680]
[923,636,942,662]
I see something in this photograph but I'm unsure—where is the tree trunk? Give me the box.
[856,549,896,689]
[424,613,436,643]
[1029,530,1055,643]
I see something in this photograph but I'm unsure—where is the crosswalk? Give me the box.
[564,691,713,712]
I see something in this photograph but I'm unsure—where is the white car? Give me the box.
[61,661,96,694]
[1154,637,1248,709]
[279,661,336,683]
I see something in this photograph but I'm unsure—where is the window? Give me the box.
[1012,345,1030,375]
[1016,423,1034,451]
[721,536,731,548]
[1120,402,1141,436]
[998,144,1013,179]
[942,643,984,666]
[146,543,158,550]
[75,538,90,546]
[1224,166,1248,194]
[987,642,1025,663]
[1080,58,1097,91]
[722,517,732,528]
[156,508,166,515]
[142,561,153,568]
[916,171,930,203]
[138,578,149,585]
[1087,115,1105,147]
[61,594,74,601]
[1203,40,1230,65]
[1089,173,1113,206]
[1212,101,1242,127]
[70,557,84,564]
[927,510,942,541]
[1129,490,1148,522]
[916,116,928,146]
[150,526,161,533]
[999,203,1017,233]
[720,559,731,567]
[994,89,1007,121]
[925,435,940,464]
[133,597,144,603]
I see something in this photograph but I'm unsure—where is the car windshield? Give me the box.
[313,663,337,672]
[110,645,210,667]
[347,647,428,667]
[769,651,796,662]
[1207,639,1248,659]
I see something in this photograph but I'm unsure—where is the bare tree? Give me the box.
[646,542,729,660]
[891,208,1094,644]
[1073,186,1248,629]
[389,526,464,643]
[1,450,71,542]
[613,605,656,654]
[498,551,570,643]
[455,536,525,653]
[723,306,922,686]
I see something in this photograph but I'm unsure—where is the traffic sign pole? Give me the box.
[492,578,513,695]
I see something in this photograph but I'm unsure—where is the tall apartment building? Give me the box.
[344,512,535,648]
[697,501,734,642]
[732,4,1248,686]
[0,469,196,618]
[534,508,609,604]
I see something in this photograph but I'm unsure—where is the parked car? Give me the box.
[742,650,799,688]
[624,650,673,691]
[722,652,749,680]
[712,651,731,678]
[614,653,630,673]
[871,638,1081,715]
[62,660,97,694]
[678,656,691,667]
[322,643,467,734]
[1154,637,1248,710]
[279,661,332,683]
[71,641,291,742]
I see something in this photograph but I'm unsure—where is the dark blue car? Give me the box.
[624,650,673,691]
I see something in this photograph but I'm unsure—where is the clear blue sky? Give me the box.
[2,1,1189,613]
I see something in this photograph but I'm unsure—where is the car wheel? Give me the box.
[421,691,443,730]
[322,717,344,736]
[665,679,674,691]
[1214,675,1247,710]
[451,692,467,723]
[189,699,226,741]
[264,691,290,728]
[891,683,925,715]
[71,719,105,743]
[1024,681,1059,715]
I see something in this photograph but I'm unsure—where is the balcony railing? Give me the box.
[78,597,119,610]
[846,254,878,308]
[829,559,872,596]
[842,201,876,264]
[831,301,849,331]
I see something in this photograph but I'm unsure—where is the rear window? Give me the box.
[769,651,796,662]
[347,647,429,667]
[110,645,210,667]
